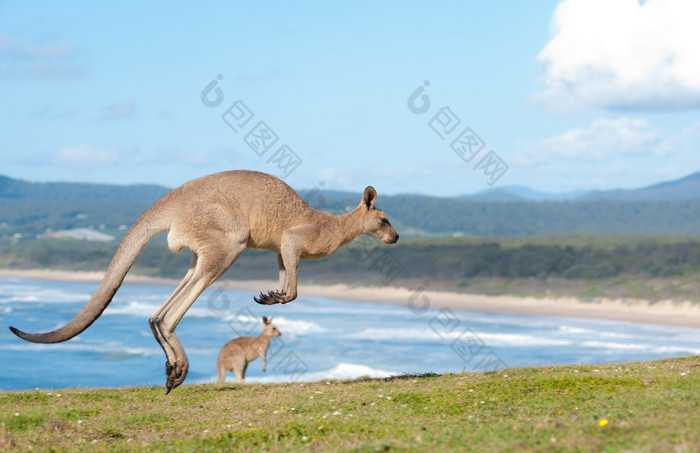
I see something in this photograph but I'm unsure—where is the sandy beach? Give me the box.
[1,269,699,328]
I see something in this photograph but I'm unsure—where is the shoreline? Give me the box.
[1,269,699,328]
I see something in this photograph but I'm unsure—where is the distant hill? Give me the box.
[462,186,584,202]
[0,174,169,202]
[459,189,525,202]
[3,170,697,205]
[578,171,700,201]
[2,173,700,238]
[0,175,170,237]
[458,172,700,202]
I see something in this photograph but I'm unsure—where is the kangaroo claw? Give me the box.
[164,360,188,394]
[254,290,287,305]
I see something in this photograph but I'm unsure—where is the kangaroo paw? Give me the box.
[254,290,287,305]
[164,360,189,394]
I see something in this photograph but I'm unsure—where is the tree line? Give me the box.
[2,236,699,282]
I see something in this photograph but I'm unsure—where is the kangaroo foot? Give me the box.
[254,290,287,305]
[164,359,189,394]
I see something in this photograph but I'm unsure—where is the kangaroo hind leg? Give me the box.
[150,253,199,371]
[150,236,247,392]
[234,361,249,384]
[216,359,227,384]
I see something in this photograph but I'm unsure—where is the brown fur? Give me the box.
[10,170,399,392]
[216,316,281,384]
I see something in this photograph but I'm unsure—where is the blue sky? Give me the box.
[2,0,699,197]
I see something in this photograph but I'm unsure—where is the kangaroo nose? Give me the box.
[394,233,400,242]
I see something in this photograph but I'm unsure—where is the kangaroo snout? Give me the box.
[384,232,399,244]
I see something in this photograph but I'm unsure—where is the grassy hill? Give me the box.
[1,356,698,452]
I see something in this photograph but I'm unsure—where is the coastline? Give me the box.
[1,269,699,328]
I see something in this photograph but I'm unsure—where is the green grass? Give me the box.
[2,356,698,452]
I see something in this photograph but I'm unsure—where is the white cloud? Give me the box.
[99,100,135,120]
[0,33,82,79]
[52,144,121,169]
[515,117,671,165]
[0,33,73,60]
[30,105,78,120]
[534,0,700,111]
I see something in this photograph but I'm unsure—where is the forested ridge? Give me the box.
[2,174,700,238]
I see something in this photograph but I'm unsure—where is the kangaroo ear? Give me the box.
[361,186,377,211]
[262,316,268,324]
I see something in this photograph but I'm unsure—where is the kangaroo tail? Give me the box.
[9,205,171,344]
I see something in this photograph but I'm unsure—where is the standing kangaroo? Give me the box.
[10,170,399,392]
[217,316,281,384]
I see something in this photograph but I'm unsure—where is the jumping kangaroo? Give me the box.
[217,316,281,384]
[9,170,399,392]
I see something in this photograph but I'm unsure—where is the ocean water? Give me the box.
[1,276,699,391]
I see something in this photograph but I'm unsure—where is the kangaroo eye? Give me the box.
[380,218,389,225]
